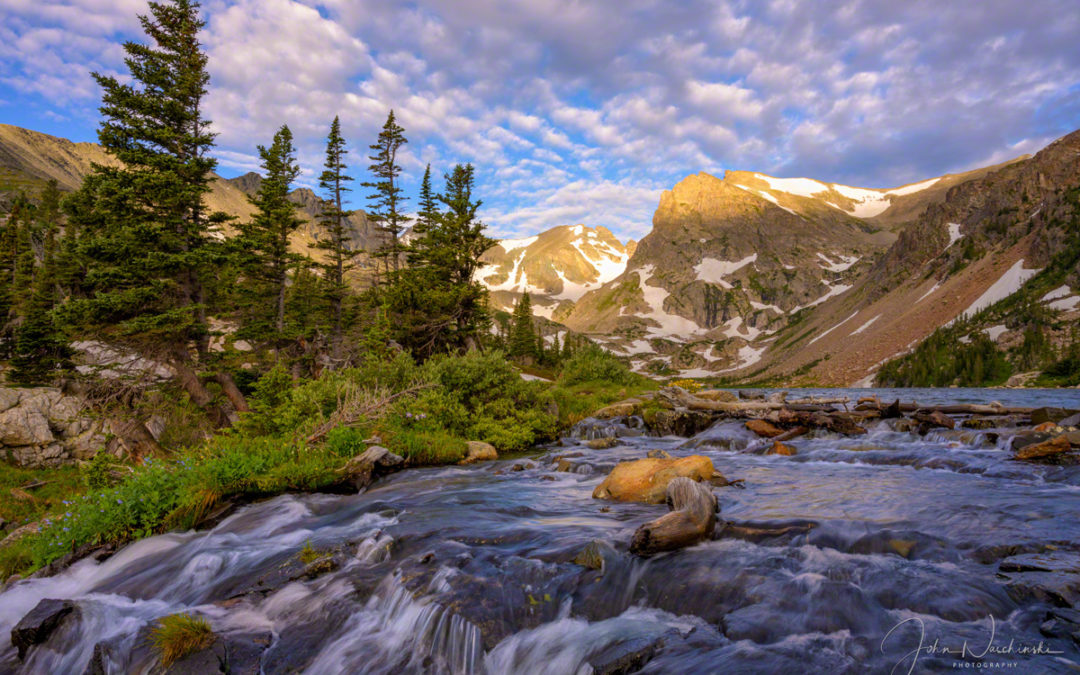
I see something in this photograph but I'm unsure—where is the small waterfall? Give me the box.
[305,573,483,674]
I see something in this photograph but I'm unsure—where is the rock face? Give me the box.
[592,455,715,504]
[0,387,107,467]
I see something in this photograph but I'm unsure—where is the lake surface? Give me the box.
[1,388,1078,674]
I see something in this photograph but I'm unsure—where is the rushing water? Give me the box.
[2,388,1079,674]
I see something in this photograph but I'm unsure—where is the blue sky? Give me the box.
[2,0,1079,241]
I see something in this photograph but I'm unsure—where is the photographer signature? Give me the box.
[880,615,1064,674]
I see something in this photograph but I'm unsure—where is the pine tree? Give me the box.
[61,0,246,422]
[509,291,536,362]
[315,116,354,360]
[239,124,304,350]
[414,165,439,236]
[388,163,495,356]
[11,227,69,384]
[364,111,409,276]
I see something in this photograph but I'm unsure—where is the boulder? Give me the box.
[586,437,619,450]
[11,598,77,660]
[1031,407,1076,425]
[1033,422,1060,433]
[1014,435,1072,461]
[745,419,784,438]
[767,440,797,456]
[629,477,718,555]
[338,445,405,489]
[643,409,715,437]
[593,399,642,419]
[592,455,715,504]
[459,441,498,465]
[646,449,672,459]
[913,410,955,430]
[1060,413,1080,428]
[0,386,111,467]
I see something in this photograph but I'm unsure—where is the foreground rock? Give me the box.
[630,477,718,555]
[1014,435,1073,461]
[592,456,714,504]
[459,440,498,464]
[337,446,404,489]
[11,598,77,660]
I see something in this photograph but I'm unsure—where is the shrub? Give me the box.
[150,614,215,668]
[559,345,634,385]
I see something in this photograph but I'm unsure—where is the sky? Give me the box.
[1,0,1079,241]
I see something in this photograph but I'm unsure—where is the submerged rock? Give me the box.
[766,440,797,456]
[11,598,77,660]
[459,441,498,465]
[593,456,715,504]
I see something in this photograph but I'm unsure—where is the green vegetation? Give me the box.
[150,613,216,668]
[877,186,1080,387]
[0,0,666,581]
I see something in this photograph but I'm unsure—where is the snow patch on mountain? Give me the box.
[694,254,758,288]
[961,259,1041,318]
[624,265,703,336]
[500,236,538,253]
[945,223,963,248]
[850,314,881,336]
[817,252,860,272]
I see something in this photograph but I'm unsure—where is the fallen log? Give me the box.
[854,401,1034,416]
[630,477,718,555]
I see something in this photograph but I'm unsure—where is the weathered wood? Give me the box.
[854,400,1034,415]
[629,477,717,555]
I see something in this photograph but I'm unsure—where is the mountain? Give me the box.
[476,224,635,320]
[557,151,1062,380]
[0,125,383,280]
[747,129,1080,386]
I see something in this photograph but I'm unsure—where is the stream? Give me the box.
[1,388,1079,674]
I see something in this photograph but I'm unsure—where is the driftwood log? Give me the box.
[630,477,717,555]
[854,400,1035,415]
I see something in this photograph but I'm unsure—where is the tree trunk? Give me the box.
[630,478,717,555]
[213,372,249,413]
[170,353,228,428]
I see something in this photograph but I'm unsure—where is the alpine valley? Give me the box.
[3,122,1079,387]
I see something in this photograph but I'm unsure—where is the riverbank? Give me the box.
[1,386,1079,672]
[0,347,657,580]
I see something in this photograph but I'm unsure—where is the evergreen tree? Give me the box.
[509,291,537,362]
[364,111,409,276]
[60,0,246,422]
[238,124,304,350]
[315,116,354,360]
[413,164,439,236]
[11,227,69,384]
[388,163,495,356]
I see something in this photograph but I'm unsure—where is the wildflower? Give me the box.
[117,499,123,505]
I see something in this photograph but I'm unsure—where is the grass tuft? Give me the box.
[149,613,215,668]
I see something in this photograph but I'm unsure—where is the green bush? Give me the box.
[559,345,635,386]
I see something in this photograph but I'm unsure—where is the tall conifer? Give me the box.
[315,116,354,359]
[364,111,409,276]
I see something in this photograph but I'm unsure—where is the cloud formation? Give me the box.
[2,0,1078,240]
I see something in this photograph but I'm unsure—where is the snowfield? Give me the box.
[961,259,1042,318]
[694,254,758,288]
